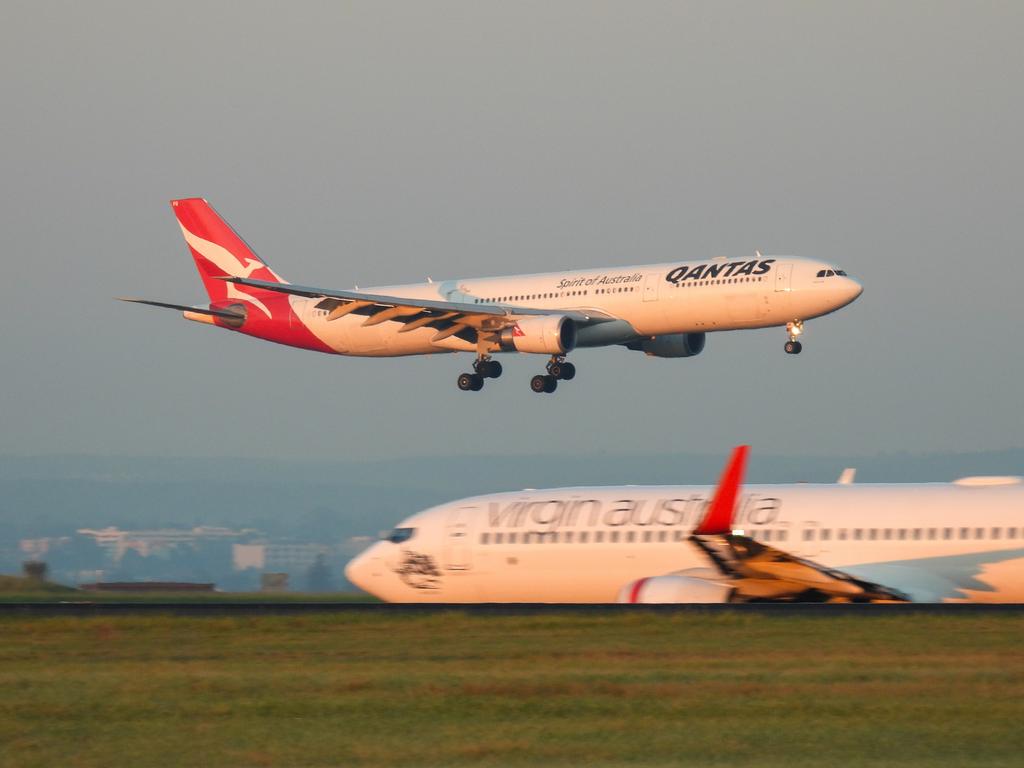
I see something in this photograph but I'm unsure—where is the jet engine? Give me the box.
[499,315,577,355]
[627,332,706,358]
[617,574,733,604]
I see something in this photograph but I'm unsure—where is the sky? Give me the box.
[1,1,1022,461]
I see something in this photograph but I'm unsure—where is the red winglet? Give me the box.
[692,446,750,536]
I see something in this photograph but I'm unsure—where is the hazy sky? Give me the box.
[2,1,1022,461]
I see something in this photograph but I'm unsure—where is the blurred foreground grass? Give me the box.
[0,575,375,603]
[1,611,1022,767]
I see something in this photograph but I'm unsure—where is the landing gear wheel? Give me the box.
[458,372,484,391]
[546,358,575,380]
[784,340,803,355]
[473,358,503,379]
[531,374,557,394]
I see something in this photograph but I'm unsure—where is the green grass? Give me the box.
[0,576,77,596]
[0,591,377,603]
[1,611,1022,767]
[0,575,376,603]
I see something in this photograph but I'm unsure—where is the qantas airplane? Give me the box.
[122,199,862,392]
[344,447,1024,603]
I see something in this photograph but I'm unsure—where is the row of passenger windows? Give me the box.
[671,276,764,288]
[472,287,636,304]
[804,526,1020,541]
[480,529,689,545]
[477,526,1021,546]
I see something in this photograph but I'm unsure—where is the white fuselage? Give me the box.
[346,480,1024,603]
[294,256,861,356]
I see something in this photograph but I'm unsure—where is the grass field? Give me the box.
[0,590,377,604]
[0,576,77,599]
[0,575,377,603]
[1,611,1022,767]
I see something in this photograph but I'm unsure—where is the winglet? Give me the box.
[692,445,750,536]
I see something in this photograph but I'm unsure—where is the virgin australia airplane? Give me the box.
[345,447,1024,603]
[122,199,862,393]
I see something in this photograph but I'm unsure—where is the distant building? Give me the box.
[260,573,289,593]
[264,543,329,572]
[77,526,259,560]
[232,543,266,571]
[18,537,70,558]
[22,561,47,581]
[232,542,330,573]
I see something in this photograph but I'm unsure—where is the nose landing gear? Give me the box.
[784,321,804,355]
[530,356,576,394]
[456,356,503,391]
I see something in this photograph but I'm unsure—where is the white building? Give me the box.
[77,526,258,560]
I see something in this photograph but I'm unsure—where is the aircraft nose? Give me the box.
[840,276,863,304]
[344,542,384,596]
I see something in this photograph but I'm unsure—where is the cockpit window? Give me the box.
[385,527,416,544]
[816,269,827,278]
[835,269,847,276]
[817,268,846,278]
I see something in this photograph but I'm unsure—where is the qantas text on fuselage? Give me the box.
[122,198,862,393]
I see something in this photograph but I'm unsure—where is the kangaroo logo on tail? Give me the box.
[171,198,286,318]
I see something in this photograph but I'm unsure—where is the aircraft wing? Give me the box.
[690,446,909,603]
[219,276,616,341]
[689,533,910,602]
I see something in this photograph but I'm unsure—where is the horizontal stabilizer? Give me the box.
[117,297,245,320]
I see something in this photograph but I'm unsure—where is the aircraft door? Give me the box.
[643,273,660,302]
[444,506,475,570]
[774,263,793,292]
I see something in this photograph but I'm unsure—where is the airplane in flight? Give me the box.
[344,447,1024,603]
[122,199,862,393]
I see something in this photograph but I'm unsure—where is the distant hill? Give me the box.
[0,575,76,594]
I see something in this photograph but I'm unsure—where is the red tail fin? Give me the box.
[692,445,750,536]
[170,198,286,303]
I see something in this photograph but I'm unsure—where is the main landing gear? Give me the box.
[784,320,804,355]
[456,356,503,391]
[455,355,576,393]
[530,356,576,394]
